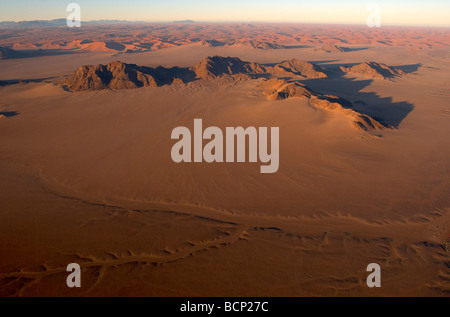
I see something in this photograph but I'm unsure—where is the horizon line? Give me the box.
[1,18,450,28]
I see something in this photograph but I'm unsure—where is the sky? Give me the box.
[0,0,449,27]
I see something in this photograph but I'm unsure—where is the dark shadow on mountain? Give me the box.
[104,42,126,51]
[394,63,422,74]
[141,66,199,85]
[0,77,55,86]
[315,45,369,53]
[263,62,280,67]
[135,42,154,49]
[201,40,227,47]
[321,63,360,78]
[344,47,369,52]
[301,70,414,128]
[105,42,126,51]
[308,60,341,65]
[113,49,152,55]
[0,111,19,117]
[284,45,312,49]
[5,49,84,59]
[375,40,392,45]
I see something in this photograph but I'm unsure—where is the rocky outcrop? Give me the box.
[190,56,266,79]
[63,56,329,91]
[315,44,347,53]
[191,56,327,80]
[340,62,405,79]
[62,57,387,132]
[259,78,386,131]
[200,40,227,47]
[240,40,284,50]
[274,59,327,78]
[62,61,193,91]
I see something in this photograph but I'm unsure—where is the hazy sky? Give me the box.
[1,0,449,27]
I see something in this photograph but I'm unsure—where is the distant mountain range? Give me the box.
[172,20,196,23]
[0,19,137,28]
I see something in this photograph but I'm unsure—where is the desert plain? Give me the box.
[0,22,449,296]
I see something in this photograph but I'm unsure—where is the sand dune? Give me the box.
[11,43,40,50]
[0,23,449,297]
[61,56,387,131]
[1,24,448,59]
